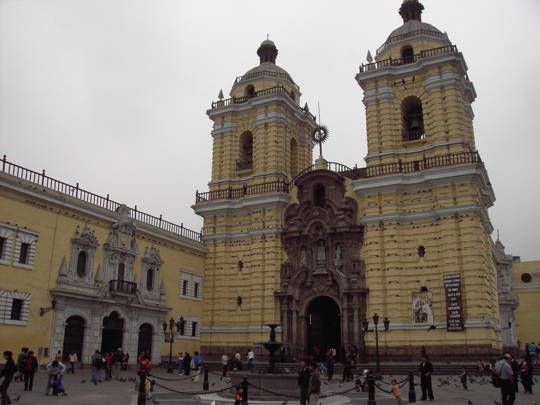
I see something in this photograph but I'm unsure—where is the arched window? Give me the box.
[245,85,255,98]
[313,184,326,208]
[401,45,414,64]
[401,96,425,142]
[146,268,154,291]
[237,131,253,171]
[77,251,87,277]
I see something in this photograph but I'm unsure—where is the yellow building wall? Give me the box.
[510,261,540,348]
[0,172,205,364]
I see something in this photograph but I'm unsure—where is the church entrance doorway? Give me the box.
[101,311,124,354]
[137,323,153,359]
[306,296,341,361]
[62,315,85,363]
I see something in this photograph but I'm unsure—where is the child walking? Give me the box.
[389,379,403,405]
[235,385,243,405]
[459,366,468,390]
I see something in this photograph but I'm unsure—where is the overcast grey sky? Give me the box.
[1,0,539,261]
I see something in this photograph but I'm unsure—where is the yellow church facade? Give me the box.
[194,0,517,360]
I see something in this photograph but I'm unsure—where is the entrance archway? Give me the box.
[63,316,85,363]
[137,323,153,360]
[101,312,124,354]
[306,296,341,361]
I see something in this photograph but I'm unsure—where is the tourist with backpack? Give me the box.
[191,351,203,383]
[91,350,104,383]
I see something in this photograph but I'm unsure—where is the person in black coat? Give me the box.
[1,350,17,405]
[418,355,434,401]
[183,352,191,376]
[23,350,39,391]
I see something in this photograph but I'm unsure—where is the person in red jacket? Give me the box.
[23,350,39,391]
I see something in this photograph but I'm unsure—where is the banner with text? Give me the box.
[444,274,464,331]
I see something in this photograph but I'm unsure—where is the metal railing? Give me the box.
[1,155,202,242]
[360,45,458,73]
[236,160,253,171]
[235,70,300,90]
[376,28,447,54]
[195,151,482,202]
[109,279,137,294]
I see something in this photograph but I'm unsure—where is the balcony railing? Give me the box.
[1,155,202,242]
[359,45,458,73]
[402,129,426,142]
[235,70,300,91]
[376,28,447,55]
[211,86,317,120]
[109,279,137,294]
[195,151,482,202]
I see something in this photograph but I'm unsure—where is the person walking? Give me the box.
[389,379,403,405]
[91,350,104,383]
[297,359,310,405]
[325,353,335,382]
[221,353,229,377]
[112,348,123,380]
[23,350,39,391]
[191,351,203,383]
[528,342,538,365]
[183,352,191,376]
[67,349,78,374]
[418,355,434,401]
[177,352,184,375]
[519,356,533,394]
[15,347,28,382]
[307,360,321,405]
[459,366,468,390]
[247,349,254,370]
[1,350,17,404]
[495,353,515,405]
[45,359,66,395]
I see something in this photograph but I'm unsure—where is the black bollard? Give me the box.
[203,366,209,391]
[137,369,146,405]
[408,370,416,403]
[242,375,249,404]
[367,372,376,405]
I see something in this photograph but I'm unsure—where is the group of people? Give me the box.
[91,348,130,383]
[493,352,535,405]
[220,349,255,376]
[176,351,204,382]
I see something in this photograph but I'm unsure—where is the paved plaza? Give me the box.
[3,365,539,405]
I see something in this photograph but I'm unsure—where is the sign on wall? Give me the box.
[444,274,464,331]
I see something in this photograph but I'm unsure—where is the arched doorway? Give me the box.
[306,296,341,361]
[62,316,85,363]
[137,323,153,360]
[101,312,124,354]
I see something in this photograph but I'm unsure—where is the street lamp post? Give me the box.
[363,313,390,375]
[162,316,184,374]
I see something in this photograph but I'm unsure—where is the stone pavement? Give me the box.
[4,366,539,405]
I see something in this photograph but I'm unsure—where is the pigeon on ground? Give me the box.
[80,379,86,383]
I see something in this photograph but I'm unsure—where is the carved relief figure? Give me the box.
[300,247,307,267]
[334,244,342,266]
[317,241,326,266]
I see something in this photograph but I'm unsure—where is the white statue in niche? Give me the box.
[300,247,307,267]
[317,241,326,265]
[334,244,342,266]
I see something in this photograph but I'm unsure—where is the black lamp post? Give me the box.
[162,316,184,374]
[363,313,390,375]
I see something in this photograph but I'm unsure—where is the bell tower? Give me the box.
[352,0,502,357]
[194,40,318,357]
[356,0,477,168]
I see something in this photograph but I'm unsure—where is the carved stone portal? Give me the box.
[276,170,368,360]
